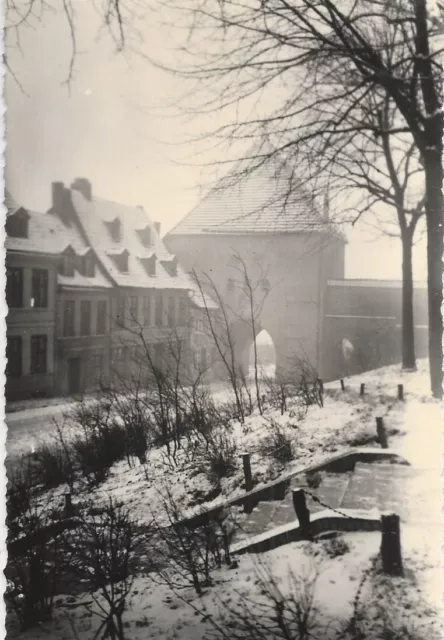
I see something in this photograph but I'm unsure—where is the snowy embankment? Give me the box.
[40,359,440,529]
[7,359,443,640]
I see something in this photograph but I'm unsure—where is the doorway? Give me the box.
[68,357,81,395]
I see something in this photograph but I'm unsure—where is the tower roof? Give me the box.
[168,164,340,237]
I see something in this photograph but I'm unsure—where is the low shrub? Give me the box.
[198,430,238,485]
[30,442,74,490]
[72,422,127,486]
[260,420,295,464]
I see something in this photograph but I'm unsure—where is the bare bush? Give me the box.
[260,420,295,464]
[69,399,127,486]
[6,498,66,631]
[151,490,236,596]
[199,429,238,486]
[64,498,145,640]
[204,560,323,640]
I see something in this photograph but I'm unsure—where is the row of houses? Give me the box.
[5,179,216,401]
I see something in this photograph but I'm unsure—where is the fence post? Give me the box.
[360,383,365,397]
[380,513,403,576]
[397,384,404,401]
[64,490,73,518]
[292,489,312,540]
[376,417,389,449]
[240,453,253,492]
[340,379,345,391]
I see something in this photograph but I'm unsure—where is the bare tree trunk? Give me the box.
[424,156,443,399]
[401,230,416,370]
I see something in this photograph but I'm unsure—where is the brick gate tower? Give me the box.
[165,166,346,378]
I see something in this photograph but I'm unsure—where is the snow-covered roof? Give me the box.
[5,208,89,257]
[167,164,342,237]
[188,287,218,310]
[70,187,192,291]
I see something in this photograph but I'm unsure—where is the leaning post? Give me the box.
[376,417,389,449]
[292,489,312,540]
[380,513,403,576]
[240,452,253,492]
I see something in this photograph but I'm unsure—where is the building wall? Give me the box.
[55,288,112,395]
[166,232,345,376]
[6,252,57,400]
[322,282,429,381]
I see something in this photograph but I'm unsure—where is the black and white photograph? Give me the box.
[3,0,443,638]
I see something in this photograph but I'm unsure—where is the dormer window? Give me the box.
[83,251,95,278]
[140,254,156,277]
[161,256,178,277]
[105,217,121,242]
[136,226,152,247]
[60,246,76,277]
[109,249,129,273]
[6,208,30,239]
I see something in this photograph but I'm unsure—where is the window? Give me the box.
[6,336,22,377]
[261,278,271,292]
[32,269,48,308]
[60,253,75,277]
[110,250,129,273]
[137,226,152,247]
[96,301,107,335]
[31,335,47,375]
[167,297,175,327]
[63,300,75,337]
[6,267,23,308]
[227,278,235,292]
[6,210,29,238]
[155,293,163,326]
[116,297,126,327]
[129,296,138,325]
[143,296,151,326]
[80,300,92,336]
[108,218,121,242]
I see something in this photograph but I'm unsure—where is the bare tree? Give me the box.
[136,0,443,396]
[231,252,271,416]
[320,91,425,370]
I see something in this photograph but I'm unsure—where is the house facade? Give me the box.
[5,180,197,400]
[5,196,59,400]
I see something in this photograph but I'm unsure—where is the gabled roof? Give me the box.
[69,188,193,290]
[5,189,21,215]
[167,164,341,237]
[5,208,89,256]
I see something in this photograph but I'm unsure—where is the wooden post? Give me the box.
[380,514,403,576]
[292,489,312,540]
[397,384,404,401]
[340,379,345,391]
[360,383,365,397]
[240,453,253,492]
[64,490,73,518]
[317,378,324,407]
[376,417,388,449]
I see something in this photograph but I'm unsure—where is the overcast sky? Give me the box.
[5,1,428,281]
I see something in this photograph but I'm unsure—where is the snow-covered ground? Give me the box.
[6,359,443,639]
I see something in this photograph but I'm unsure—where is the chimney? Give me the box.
[154,221,161,236]
[71,177,92,201]
[52,182,65,212]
